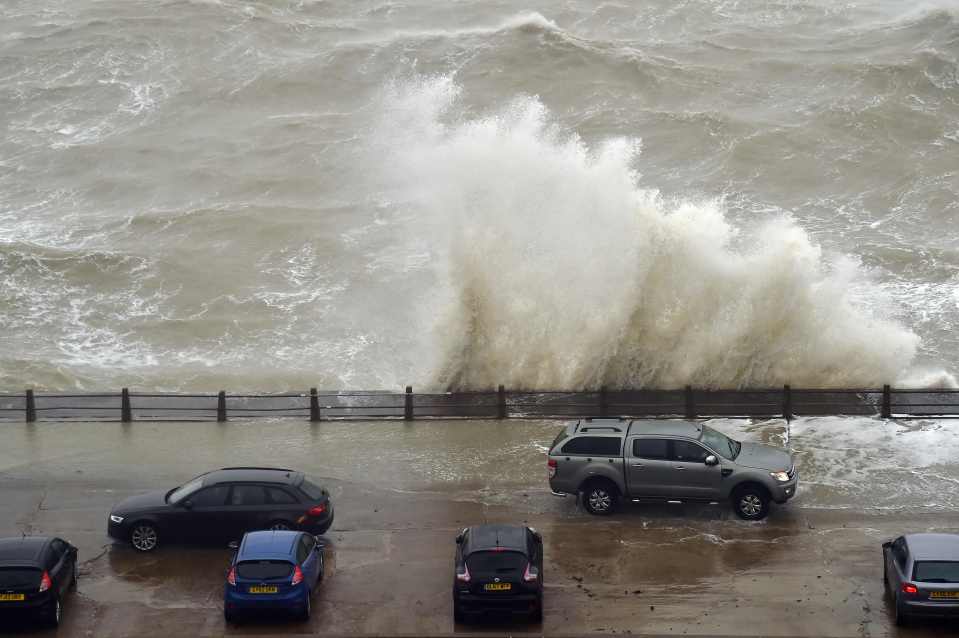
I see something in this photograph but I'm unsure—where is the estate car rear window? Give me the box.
[236,560,293,580]
[560,436,622,456]
[466,551,527,574]
[299,479,326,501]
[913,561,959,582]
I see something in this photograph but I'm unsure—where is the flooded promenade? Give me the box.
[1,418,958,636]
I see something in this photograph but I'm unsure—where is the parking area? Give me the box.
[1,418,958,637]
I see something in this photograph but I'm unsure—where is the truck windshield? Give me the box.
[701,426,741,460]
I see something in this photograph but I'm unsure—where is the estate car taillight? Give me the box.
[523,563,539,582]
[902,583,919,595]
[227,566,236,587]
[308,504,327,517]
[291,565,304,586]
[548,459,557,479]
[455,564,471,583]
[39,571,53,593]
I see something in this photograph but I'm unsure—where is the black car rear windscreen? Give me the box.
[467,551,527,575]
[914,561,959,583]
[236,560,293,580]
[0,567,41,588]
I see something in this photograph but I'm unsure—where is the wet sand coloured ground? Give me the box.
[0,419,957,637]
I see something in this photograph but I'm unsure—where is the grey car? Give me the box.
[547,419,797,520]
[883,533,959,625]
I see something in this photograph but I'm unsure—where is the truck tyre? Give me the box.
[731,484,770,520]
[581,480,619,516]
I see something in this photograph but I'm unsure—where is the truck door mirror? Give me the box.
[704,455,719,466]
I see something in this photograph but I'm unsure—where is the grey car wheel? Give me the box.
[131,523,159,552]
[582,482,618,516]
[732,486,769,520]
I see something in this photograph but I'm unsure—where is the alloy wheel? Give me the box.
[588,489,611,512]
[739,494,762,517]
[131,525,158,551]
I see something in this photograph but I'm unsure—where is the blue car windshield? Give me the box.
[700,426,741,460]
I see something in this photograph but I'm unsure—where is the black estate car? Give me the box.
[0,536,78,627]
[107,467,334,552]
[452,524,543,623]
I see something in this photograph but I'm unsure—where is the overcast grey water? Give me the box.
[1,0,957,392]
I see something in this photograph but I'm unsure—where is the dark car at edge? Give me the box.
[0,536,78,628]
[453,524,543,623]
[107,467,334,552]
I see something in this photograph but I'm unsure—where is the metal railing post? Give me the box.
[404,386,413,420]
[121,388,132,423]
[309,388,320,422]
[497,385,506,419]
[783,385,792,422]
[217,391,227,422]
[25,389,36,423]
[685,385,695,419]
[882,384,891,419]
[599,386,608,417]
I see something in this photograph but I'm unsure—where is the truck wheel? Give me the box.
[732,485,770,520]
[582,480,619,516]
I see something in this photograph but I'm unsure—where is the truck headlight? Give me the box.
[110,515,124,524]
[770,471,790,483]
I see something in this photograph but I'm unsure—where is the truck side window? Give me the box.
[672,440,708,463]
[633,438,669,460]
[561,437,622,456]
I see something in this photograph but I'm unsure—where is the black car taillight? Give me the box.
[308,504,327,517]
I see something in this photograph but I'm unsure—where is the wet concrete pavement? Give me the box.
[1,418,958,637]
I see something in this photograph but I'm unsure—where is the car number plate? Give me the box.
[248,585,278,594]
[484,583,511,591]
[930,591,959,599]
[0,593,25,601]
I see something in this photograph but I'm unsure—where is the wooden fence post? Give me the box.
[121,388,132,423]
[310,388,320,422]
[881,384,891,419]
[404,386,413,421]
[782,385,792,422]
[497,385,506,419]
[599,386,608,417]
[685,385,695,419]
[217,391,227,422]
[25,389,36,423]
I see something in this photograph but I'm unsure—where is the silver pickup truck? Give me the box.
[548,418,797,520]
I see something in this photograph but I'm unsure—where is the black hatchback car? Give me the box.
[0,536,78,628]
[107,467,334,552]
[452,524,543,623]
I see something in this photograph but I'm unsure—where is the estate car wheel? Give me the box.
[269,520,293,531]
[582,481,619,516]
[130,522,159,552]
[732,486,770,520]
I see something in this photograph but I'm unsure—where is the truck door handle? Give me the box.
[674,466,686,470]
[630,463,644,468]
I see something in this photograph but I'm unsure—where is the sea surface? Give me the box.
[1,0,957,392]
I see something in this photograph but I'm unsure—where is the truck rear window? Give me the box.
[561,436,622,456]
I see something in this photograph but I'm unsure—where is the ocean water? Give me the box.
[1,0,957,392]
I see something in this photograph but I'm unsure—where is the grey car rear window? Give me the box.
[561,436,622,456]
[914,561,959,582]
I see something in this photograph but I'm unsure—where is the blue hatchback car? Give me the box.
[224,530,324,623]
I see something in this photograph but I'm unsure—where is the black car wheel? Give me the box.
[530,598,543,623]
[48,596,61,628]
[894,594,908,626]
[732,485,770,520]
[130,522,159,552]
[269,520,293,531]
[582,480,619,516]
[453,599,465,624]
[71,562,78,590]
